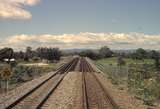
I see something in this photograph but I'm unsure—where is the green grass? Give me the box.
[96,57,154,66]
[95,57,160,105]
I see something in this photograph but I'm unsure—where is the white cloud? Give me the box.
[11,0,40,5]
[1,32,160,50]
[0,0,40,19]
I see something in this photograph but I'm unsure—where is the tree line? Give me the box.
[0,47,61,63]
[77,47,159,60]
[0,46,160,69]
[76,46,160,70]
[78,46,113,60]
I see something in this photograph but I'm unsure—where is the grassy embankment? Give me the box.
[95,57,160,105]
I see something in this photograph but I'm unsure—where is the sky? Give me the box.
[0,0,160,50]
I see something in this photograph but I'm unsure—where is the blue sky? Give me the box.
[0,0,160,50]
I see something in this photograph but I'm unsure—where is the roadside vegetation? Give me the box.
[0,47,62,92]
[92,47,160,106]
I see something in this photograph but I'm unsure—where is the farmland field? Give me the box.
[96,57,154,66]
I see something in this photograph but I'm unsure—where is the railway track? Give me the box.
[5,57,79,109]
[80,57,120,109]
[2,57,119,109]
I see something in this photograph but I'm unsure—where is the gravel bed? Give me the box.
[85,72,114,109]
[42,71,82,109]
[0,71,56,109]
[72,72,83,109]
[74,59,81,71]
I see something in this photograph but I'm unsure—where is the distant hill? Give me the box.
[62,48,91,53]
[63,48,136,53]
[62,48,160,54]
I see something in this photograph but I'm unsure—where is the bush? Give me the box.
[127,64,160,105]
[10,65,56,84]
[79,50,101,60]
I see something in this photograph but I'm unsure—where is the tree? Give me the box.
[130,52,139,60]
[135,48,147,60]
[99,46,113,58]
[79,50,100,60]
[0,48,14,61]
[53,48,61,61]
[150,50,160,70]
[36,47,43,60]
[117,56,126,67]
[14,51,25,60]
[36,47,61,62]
[24,47,33,61]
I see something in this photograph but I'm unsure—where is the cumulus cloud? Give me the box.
[0,0,40,19]
[1,32,160,50]
[11,0,40,5]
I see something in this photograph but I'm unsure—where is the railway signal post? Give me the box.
[2,58,15,92]
[1,66,12,92]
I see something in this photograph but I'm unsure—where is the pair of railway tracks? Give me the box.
[5,57,79,109]
[80,57,120,109]
[3,57,119,109]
